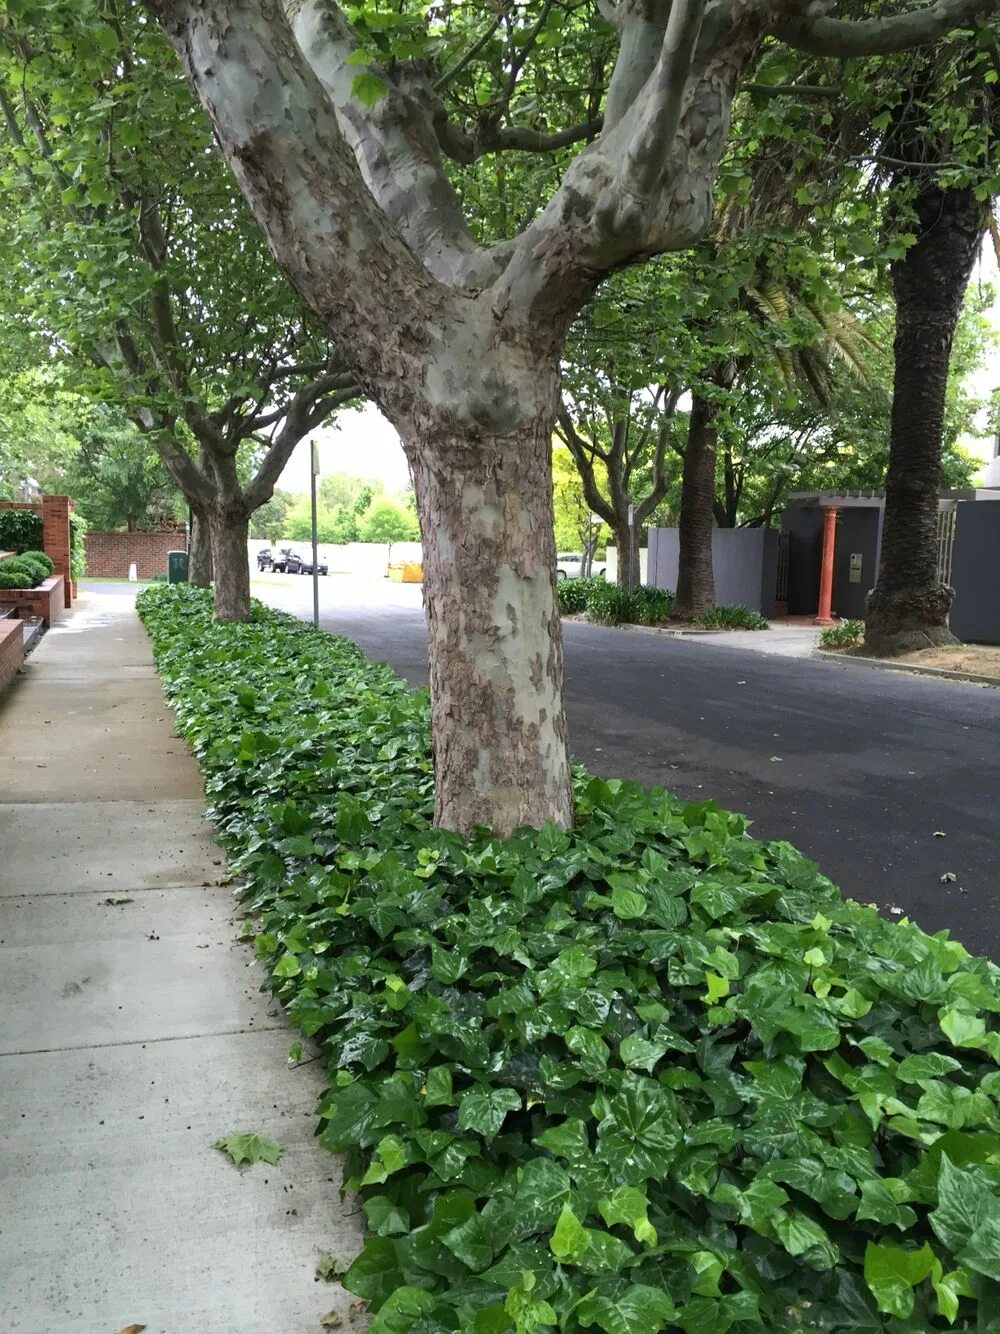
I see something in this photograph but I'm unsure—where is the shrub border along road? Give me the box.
[139,586,1000,1332]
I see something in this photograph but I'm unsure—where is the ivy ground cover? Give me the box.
[138,586,1000,1332]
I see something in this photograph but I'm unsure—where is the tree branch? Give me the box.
[437,116,605,163]
[243,370,359,511]
[434,16,503,91]
[282,0,498,287]
[148,0,443,382]
[773,0,998,58]
[618,0,707,198]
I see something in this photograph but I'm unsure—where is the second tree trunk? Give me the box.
[675,393,718,618]
[208,507,251,621]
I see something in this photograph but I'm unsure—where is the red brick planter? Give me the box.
[2,575,65,627]
[0,619,23,691]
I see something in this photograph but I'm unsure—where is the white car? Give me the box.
[556,552,606,580]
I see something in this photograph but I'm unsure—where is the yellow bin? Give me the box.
[388,562,423,583]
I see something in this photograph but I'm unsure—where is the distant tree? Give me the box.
[358,498,421,543]
[69,406,180,531]
[551,446,609,566]
[319,472,382,512]
[249,489,293,542]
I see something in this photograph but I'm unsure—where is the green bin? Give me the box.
[167,549,189,584]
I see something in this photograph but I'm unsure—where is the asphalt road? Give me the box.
[91,576,1000,959]
[241,572,1000,959]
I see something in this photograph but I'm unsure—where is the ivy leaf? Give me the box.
[212,1131,283,1167]
[458,1086,522,1142]
[864,1241,936,1318]
[594,1073,682,1182]
[575,1284,677,1332]
[960,1215,1000,1281]
[599,1185,658,1245]
[549,1203,588,1262]
[773,1210,839,1269]
[939,1008,986,1048]
[856,1179,918,1231]
[930,1155,1000,1255]
[535,1117,590,1162]
[930,1260,974,1323]
[441,1210,496,1273]
[315,1252,349,1281]
[611,884,647,919]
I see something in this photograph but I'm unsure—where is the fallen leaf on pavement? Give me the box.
[940,872,957,883]
[212,1131,283,1166]
[319,1312,343,1329]
[118,1325,146,1333]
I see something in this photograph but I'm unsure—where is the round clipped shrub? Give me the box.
[1,557,46,586]
[0,567,32,589]
[17,550,53,576]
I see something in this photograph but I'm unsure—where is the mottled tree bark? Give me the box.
[675,392,718,617]
[613,520,642,590]
[188,506,213,587]
[407,415,572,836]
[865,185,984,655]
[207,506,251,621]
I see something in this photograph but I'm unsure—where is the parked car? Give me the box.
[299,555,328,576]
[556,552,606,580]
[272,548,303,574]
[256,548,273,571]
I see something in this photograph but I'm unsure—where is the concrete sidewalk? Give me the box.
[0,589,362,1333]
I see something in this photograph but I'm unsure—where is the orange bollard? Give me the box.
[814,505,838,625]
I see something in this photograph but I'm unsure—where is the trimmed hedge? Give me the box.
[139,585,1000,1332]
[0,554,46,588]
[0,566,32,589]
[18,549,54,576]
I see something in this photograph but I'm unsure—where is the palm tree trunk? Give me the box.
[865,185,984,655]
[675,393,717,617]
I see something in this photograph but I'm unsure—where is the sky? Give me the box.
[277,403,411,496]
[277,240,1000,496]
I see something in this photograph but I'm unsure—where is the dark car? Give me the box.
[256,548,273,571]
[272,548,303,574]
[299,555,328,576]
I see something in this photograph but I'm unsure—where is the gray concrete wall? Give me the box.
[832,508,880,621]
[950,502,1000,644]
[647,527,777,614]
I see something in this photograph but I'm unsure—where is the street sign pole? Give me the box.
[310,438,320,628]
[627,502,635,593]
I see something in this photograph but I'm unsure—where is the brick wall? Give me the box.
[41,495,73,608]
[0,620,23,692]
[85,529,187,579]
